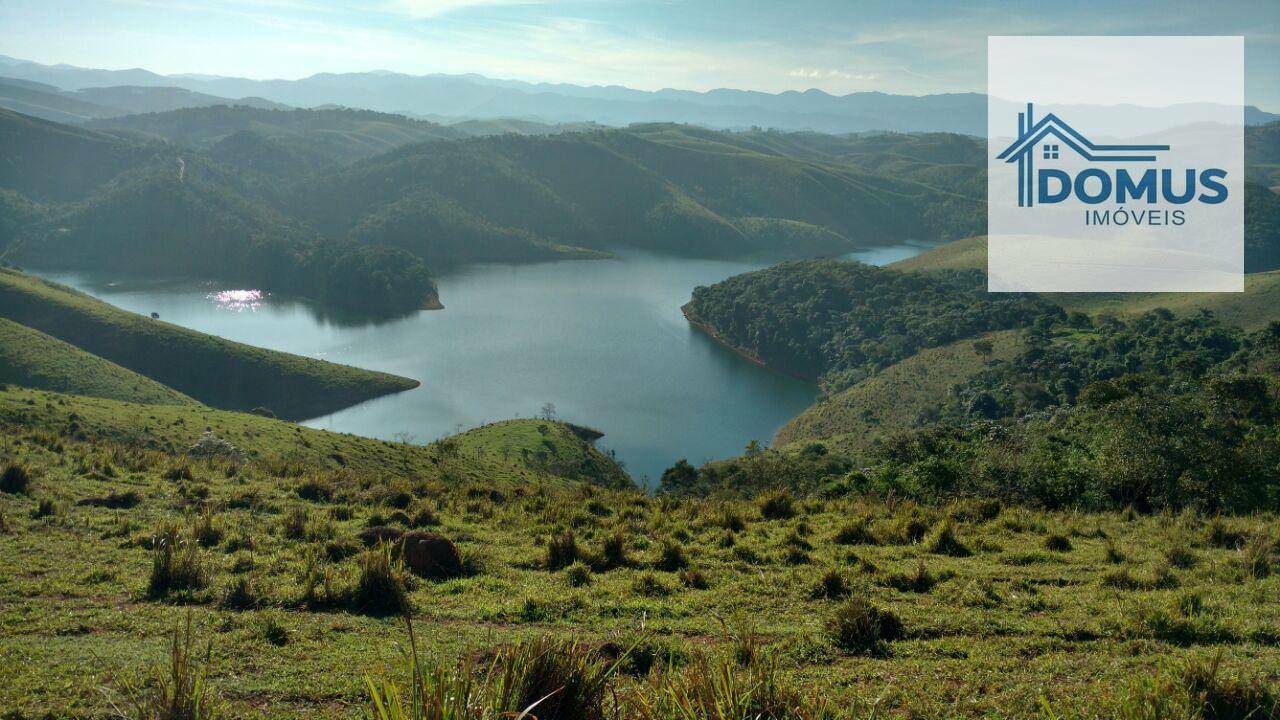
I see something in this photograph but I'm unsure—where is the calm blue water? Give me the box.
[39,244,928,484]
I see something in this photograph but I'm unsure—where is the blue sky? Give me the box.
[2,0,1278,107]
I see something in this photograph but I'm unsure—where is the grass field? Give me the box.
[0,317,197,406]
[0,268,418,419]
[1,412,1277,719]
[774,329,1023,454]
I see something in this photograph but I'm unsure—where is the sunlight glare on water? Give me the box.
[207,289,266,312]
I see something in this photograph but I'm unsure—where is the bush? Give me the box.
[0,463,32,494]
[825,595,903,655]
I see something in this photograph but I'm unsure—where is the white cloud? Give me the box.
[787,68,877,81]
[384,0,542,18]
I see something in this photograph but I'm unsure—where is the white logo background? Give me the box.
[987,36,1244,292]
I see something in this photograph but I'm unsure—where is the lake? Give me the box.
[38,242,930,484]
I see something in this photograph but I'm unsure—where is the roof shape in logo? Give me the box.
[997,112,1169,163]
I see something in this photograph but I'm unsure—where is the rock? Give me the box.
[397,531,463,579]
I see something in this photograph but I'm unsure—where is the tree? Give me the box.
[540,402,557,421]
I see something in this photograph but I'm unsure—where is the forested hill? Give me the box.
[682,260,1053,392]
[0,106,993,311]
[290,124,987,264]
[0,108,438,314]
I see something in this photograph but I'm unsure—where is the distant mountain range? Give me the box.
[8,54,1275,135]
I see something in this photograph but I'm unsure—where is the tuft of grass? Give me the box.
[1043,533,1073,553]
[116,612,220,720]
[1238,532,1277,579]
[832,515,878,545]
[350,547,410,616]
[564,562,592,587]
[655,542,689,572]
[634,651,824,720]
[925,519,971,557]
[0,462,33,494]
[825,594,904,656]
[545,530,579,571]
[678,567,709,590]
[596,532,629,570]
[809,568,850,600]
[758,491,795,520]
[881,559,944,593]
[147,537,207,600]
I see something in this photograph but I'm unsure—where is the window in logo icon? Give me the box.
[1042,144,1060,160]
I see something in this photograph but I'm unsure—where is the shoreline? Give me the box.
[680,301,818,384]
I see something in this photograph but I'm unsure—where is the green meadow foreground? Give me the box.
[1,387,1278,719]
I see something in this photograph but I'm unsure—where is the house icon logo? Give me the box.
[996,103,1170,207]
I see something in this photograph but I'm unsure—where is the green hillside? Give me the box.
[451,419,631,489]
[291,124,986,261]
[0,110,439,314]
[683,260,1051,392]
[0,318,195,406]
[0,268,418,419]
[774,329,1024,454]
[0,385,627,486]
[87,105,463,172]
[894,236,1280,330]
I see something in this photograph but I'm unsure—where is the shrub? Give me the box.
[1043,533,1073,552]
[655,542,689,572]
[825,595,903,655]
[545,530,579,570]
[350,548,410,616]
[1,463,33,494]
[758,491,795,520]
[925,520,971,557]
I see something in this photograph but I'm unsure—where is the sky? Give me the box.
[2,0,1279,108]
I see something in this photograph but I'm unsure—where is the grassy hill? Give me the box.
[450,419,631,489]
[0,268,418,420]
[1,388,1276,718]
[0,385,627,487]
[774,329,1024,454]
[893,236,1280,330]
[0,318,195,406]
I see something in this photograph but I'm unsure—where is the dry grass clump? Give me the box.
[825,594,904,656]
